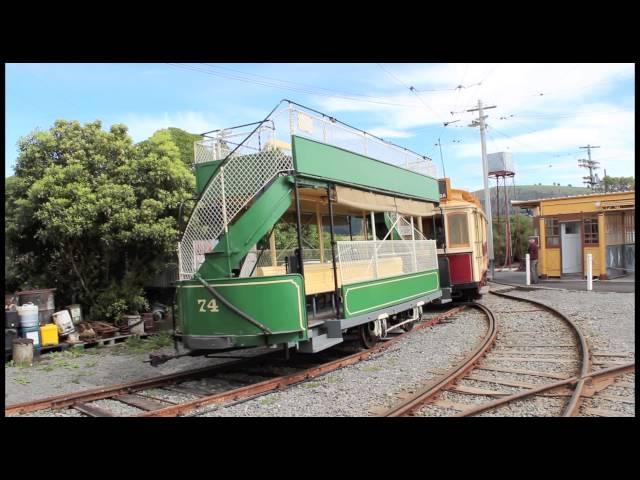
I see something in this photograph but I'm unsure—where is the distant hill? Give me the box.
[472,185,592,216]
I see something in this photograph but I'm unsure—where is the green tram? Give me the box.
[172,101,450,359]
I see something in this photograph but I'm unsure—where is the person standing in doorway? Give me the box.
[528,238,539,284]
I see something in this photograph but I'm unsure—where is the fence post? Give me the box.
[586,253,593,291]
[525,253,531,286]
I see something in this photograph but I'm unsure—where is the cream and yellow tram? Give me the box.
[421,178,489,301]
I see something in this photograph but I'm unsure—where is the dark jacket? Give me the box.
[528,242,538,260]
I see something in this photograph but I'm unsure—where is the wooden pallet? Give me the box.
[74,333,153,349]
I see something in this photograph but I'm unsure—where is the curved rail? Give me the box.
[381,302,497,417]
[381,289,608,417]
[137,306,465,417]
[455,362,635,417]
[490,290,590,417]
[8,306,465,418]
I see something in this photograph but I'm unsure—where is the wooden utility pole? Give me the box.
[468,99,497,279]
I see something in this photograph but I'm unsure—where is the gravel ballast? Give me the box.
[7,287,633,417]
[195,309,489,417]
[5,337,274,406]
[487,288,635,417]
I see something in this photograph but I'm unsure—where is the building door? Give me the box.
[561,222,581,274]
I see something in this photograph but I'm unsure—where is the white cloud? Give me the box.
[114,112,220,142]
[453,103,634,180]
[367,127,414,139]
[316,63,634,132]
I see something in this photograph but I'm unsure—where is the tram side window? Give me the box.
[447,213,469,247]
[424,214,446,249]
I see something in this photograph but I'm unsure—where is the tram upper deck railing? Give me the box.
[179,101,436,280]
[193,101,437,177]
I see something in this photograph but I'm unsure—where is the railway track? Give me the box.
[380,287,635,417]
[6,306,464,417]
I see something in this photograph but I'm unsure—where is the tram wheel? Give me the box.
[401,321,415,332]
[358,322,378,349]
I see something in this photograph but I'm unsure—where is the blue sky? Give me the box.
[5,63,635,191]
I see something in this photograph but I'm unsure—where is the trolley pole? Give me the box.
[468,100,497,280]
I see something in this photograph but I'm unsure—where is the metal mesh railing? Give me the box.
[179,122,294,279]
[387,212,427,240]
[194,124,274,164]
[337,240,438,285]
[180,101,436,280]
[288,106,436,175]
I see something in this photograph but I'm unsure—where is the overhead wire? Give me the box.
[376,63,450,125]
[167,63,423,108]
[202,63,418,103]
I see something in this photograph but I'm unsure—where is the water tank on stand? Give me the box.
[488,152,515,176]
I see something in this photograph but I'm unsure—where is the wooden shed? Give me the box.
[512,191,634,279]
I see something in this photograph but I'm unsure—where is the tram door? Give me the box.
[561,222,581,274]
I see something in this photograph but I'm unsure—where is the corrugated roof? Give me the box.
[512,190,635,206]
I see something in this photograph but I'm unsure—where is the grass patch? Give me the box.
[302,381,322,389]
[361,365,383,373]
[83,361,98,368]
[326,377,342,384]
[14,377,30,385]
[7,360,32,369]
[64,348,85,358]
[37,364,56,372]
[122,333,173,354]
[259,397,278,406]
[53,359,80,370]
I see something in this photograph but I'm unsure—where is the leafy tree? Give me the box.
[492,215,533,265]
[141,127,201,166]
[602,175,634,192]
[6,120,195,321]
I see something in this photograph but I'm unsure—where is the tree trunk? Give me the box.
[68,245,91,297]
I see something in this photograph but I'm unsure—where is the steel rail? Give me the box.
[4,350,285,416]
[455,362,635,417]
[137,306,465,417]
[380,302,498,417]
[489,290,591,417]
[7,306,464,418]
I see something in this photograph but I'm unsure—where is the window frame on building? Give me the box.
[624,213,635,245]
[545,217,560,248]
[582,217,600,247]
[583,217,599,246]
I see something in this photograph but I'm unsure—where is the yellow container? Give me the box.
[40,323,59,346]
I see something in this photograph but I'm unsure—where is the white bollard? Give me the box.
[525,253,531,286]
[586,253,593,291]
